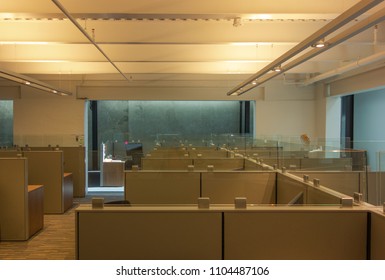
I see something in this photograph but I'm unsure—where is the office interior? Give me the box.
[2,0,385,260]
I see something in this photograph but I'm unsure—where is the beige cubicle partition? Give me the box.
[0,151,22,158]
[28,185,44,237]
[189,149,228,158]
[76,207,222,260]
[276,173,343,205]
[125,171,200,204]
[61,147,86,198]
[24,151,73,214]
[76,205,372,260]
[141,158,193,170]
[224,209,367,259]
[289,171,362,198]
[193,158,244,170]
[147,149,189,158]
[201,171,276,204]
[371,210,385,259]
[0,158,33,240]
[300,157,352,170]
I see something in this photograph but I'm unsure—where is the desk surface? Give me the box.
[28,185,44,192]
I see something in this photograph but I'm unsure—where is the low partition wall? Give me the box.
[276,173,345,205]
[250,157,353,171]
[141,158,193,170]
[141,157,245,171]
[201,171,276,204]
[371,209,385,259]
[125,170,276,205]
[24,151,73,214]
[75,205,372,260]
[125,170,350,206]
[146,149,228,159]
[0,147,85,198]
[125,171,200,204]
[288,171,363,199]
[0,158,44,241]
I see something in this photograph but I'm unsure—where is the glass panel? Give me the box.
[0,100,13,147]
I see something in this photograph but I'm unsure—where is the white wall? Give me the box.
[4,78,323,147]
[325,96,341,147]
[354,89,385,171]
[254,80,317,139]
[13,87,85,147]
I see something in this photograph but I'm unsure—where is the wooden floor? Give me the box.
[0,192,124,260]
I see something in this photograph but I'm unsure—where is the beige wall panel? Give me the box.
[0,151,22,157]
[189,150,228,158]
[0,158,29,240]
[141,158,193,170]
[61,147,86,198]
[307,187,342,205]
[224,211,367,260]
[289,171,360,197]
[201,172,276,204]
[147,150,189,158]
[300,158,352,171]
[23,151,64,213]
[244,159,264,170]
[77,211,222,260]
[277,173,307,204]
[63,173,73,212]
[371,212,385,260]
[193,158,244,170]
[28,185,44,237]
[125,171,200,204]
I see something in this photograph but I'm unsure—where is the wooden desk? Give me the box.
[28,185,44,237]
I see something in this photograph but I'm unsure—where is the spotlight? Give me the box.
[312,39,328,48]
[233,17,243,27]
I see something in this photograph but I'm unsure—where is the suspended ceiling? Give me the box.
[1,0,385,96]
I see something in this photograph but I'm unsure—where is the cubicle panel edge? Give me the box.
[370,211,385,260]
[0,158,29,240]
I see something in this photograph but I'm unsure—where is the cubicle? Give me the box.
[288,171,364,198]
[1,146,85,198]
[0,158,44,241]
[24,151,73,214]
[125,171,200,204]
[201,171,276,204]
[75,204,376,260]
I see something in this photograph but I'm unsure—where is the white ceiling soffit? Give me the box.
[1,0,385,95]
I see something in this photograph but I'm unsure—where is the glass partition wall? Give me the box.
[0,100,13,148]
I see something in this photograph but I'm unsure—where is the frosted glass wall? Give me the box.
[0,100,13,147]
[97,100,248,153]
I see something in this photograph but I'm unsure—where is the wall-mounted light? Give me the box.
[0,68,72,96]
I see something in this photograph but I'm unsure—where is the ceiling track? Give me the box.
[0,13,336,22]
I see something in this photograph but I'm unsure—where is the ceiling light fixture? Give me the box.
[0,68,72,96]
[311,39,328,48]
[233,17,243,27]
[273,65,282,72]
[51,0,131,82]
[226,0,383,96]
